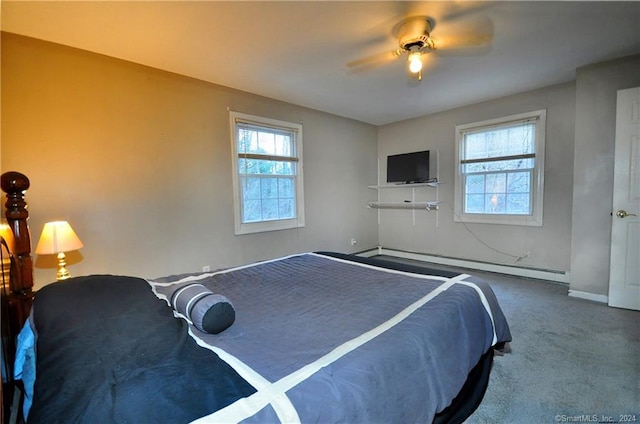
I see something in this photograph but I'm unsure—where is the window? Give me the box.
[230,111,305,235]
[454,110,546,226]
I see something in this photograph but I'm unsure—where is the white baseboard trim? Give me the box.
[356,249,379,258]
[567,290,608,304]
[358,247,569,284]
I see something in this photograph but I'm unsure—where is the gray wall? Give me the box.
[377,83,576,272]
[570,55,640,296]
[3,32,637,299]
[1,33,379,288]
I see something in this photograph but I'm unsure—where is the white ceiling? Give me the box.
[2,1,639,125]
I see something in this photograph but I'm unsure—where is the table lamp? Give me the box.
[0,220,14,283]
[35,221,84,281]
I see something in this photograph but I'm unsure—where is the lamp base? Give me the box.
[56,251,71,281]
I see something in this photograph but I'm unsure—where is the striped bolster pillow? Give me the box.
[171,284,235,334]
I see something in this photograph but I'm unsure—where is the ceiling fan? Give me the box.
[348,11,493,82]
[393,16,437,81]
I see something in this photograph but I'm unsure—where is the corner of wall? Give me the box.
[570,54,640,297]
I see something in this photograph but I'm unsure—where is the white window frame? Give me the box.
[230,111,305,235]
[454,109,546,226]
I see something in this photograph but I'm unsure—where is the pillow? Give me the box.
[171,284,235,334]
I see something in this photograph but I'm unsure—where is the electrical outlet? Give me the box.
[202,265,211,272]
[350,237,357,246]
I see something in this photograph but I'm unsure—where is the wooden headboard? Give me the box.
[1,172,35,422]
[1,171,35,337]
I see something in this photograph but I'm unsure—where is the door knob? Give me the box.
[616,210,637,218]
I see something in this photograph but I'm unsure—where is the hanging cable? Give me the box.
[446,203,528,263]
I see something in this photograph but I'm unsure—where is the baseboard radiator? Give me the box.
[358,247,570,285]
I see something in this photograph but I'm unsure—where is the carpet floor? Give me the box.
[376,256,640,424]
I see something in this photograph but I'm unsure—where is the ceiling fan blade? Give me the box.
[432,15,494,55]
[439,1,495,23]
[433,33,493,55]
[392,15,433,40]
[347,49,403,73]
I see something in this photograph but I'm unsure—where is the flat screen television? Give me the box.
[386,150,430,184]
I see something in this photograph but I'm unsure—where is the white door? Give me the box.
[608,87,640,310]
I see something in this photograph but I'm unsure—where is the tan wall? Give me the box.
[1,33,379,289]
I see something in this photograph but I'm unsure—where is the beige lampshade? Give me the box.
[0,221,15,254]
[35,221,84,255]
[0,221,13,281]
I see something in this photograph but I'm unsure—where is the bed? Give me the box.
[1,171,511,424]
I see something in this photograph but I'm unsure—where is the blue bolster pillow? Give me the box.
[171,284,235,334]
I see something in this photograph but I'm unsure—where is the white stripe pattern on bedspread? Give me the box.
[147,253,500,424]
[192,273,477,424]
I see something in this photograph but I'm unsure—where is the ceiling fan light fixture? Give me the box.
[408,51,423,73]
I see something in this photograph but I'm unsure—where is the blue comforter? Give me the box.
[17,252,510,423]
[150,253,511,423]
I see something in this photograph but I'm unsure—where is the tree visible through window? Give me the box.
[454,110,546,226]
[230,112,305,235]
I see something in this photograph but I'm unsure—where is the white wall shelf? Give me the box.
[369,150,441,226]
[368,179,441,213]
[367,201,440,211]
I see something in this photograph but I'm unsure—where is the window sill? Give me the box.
[454,213,542,226]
